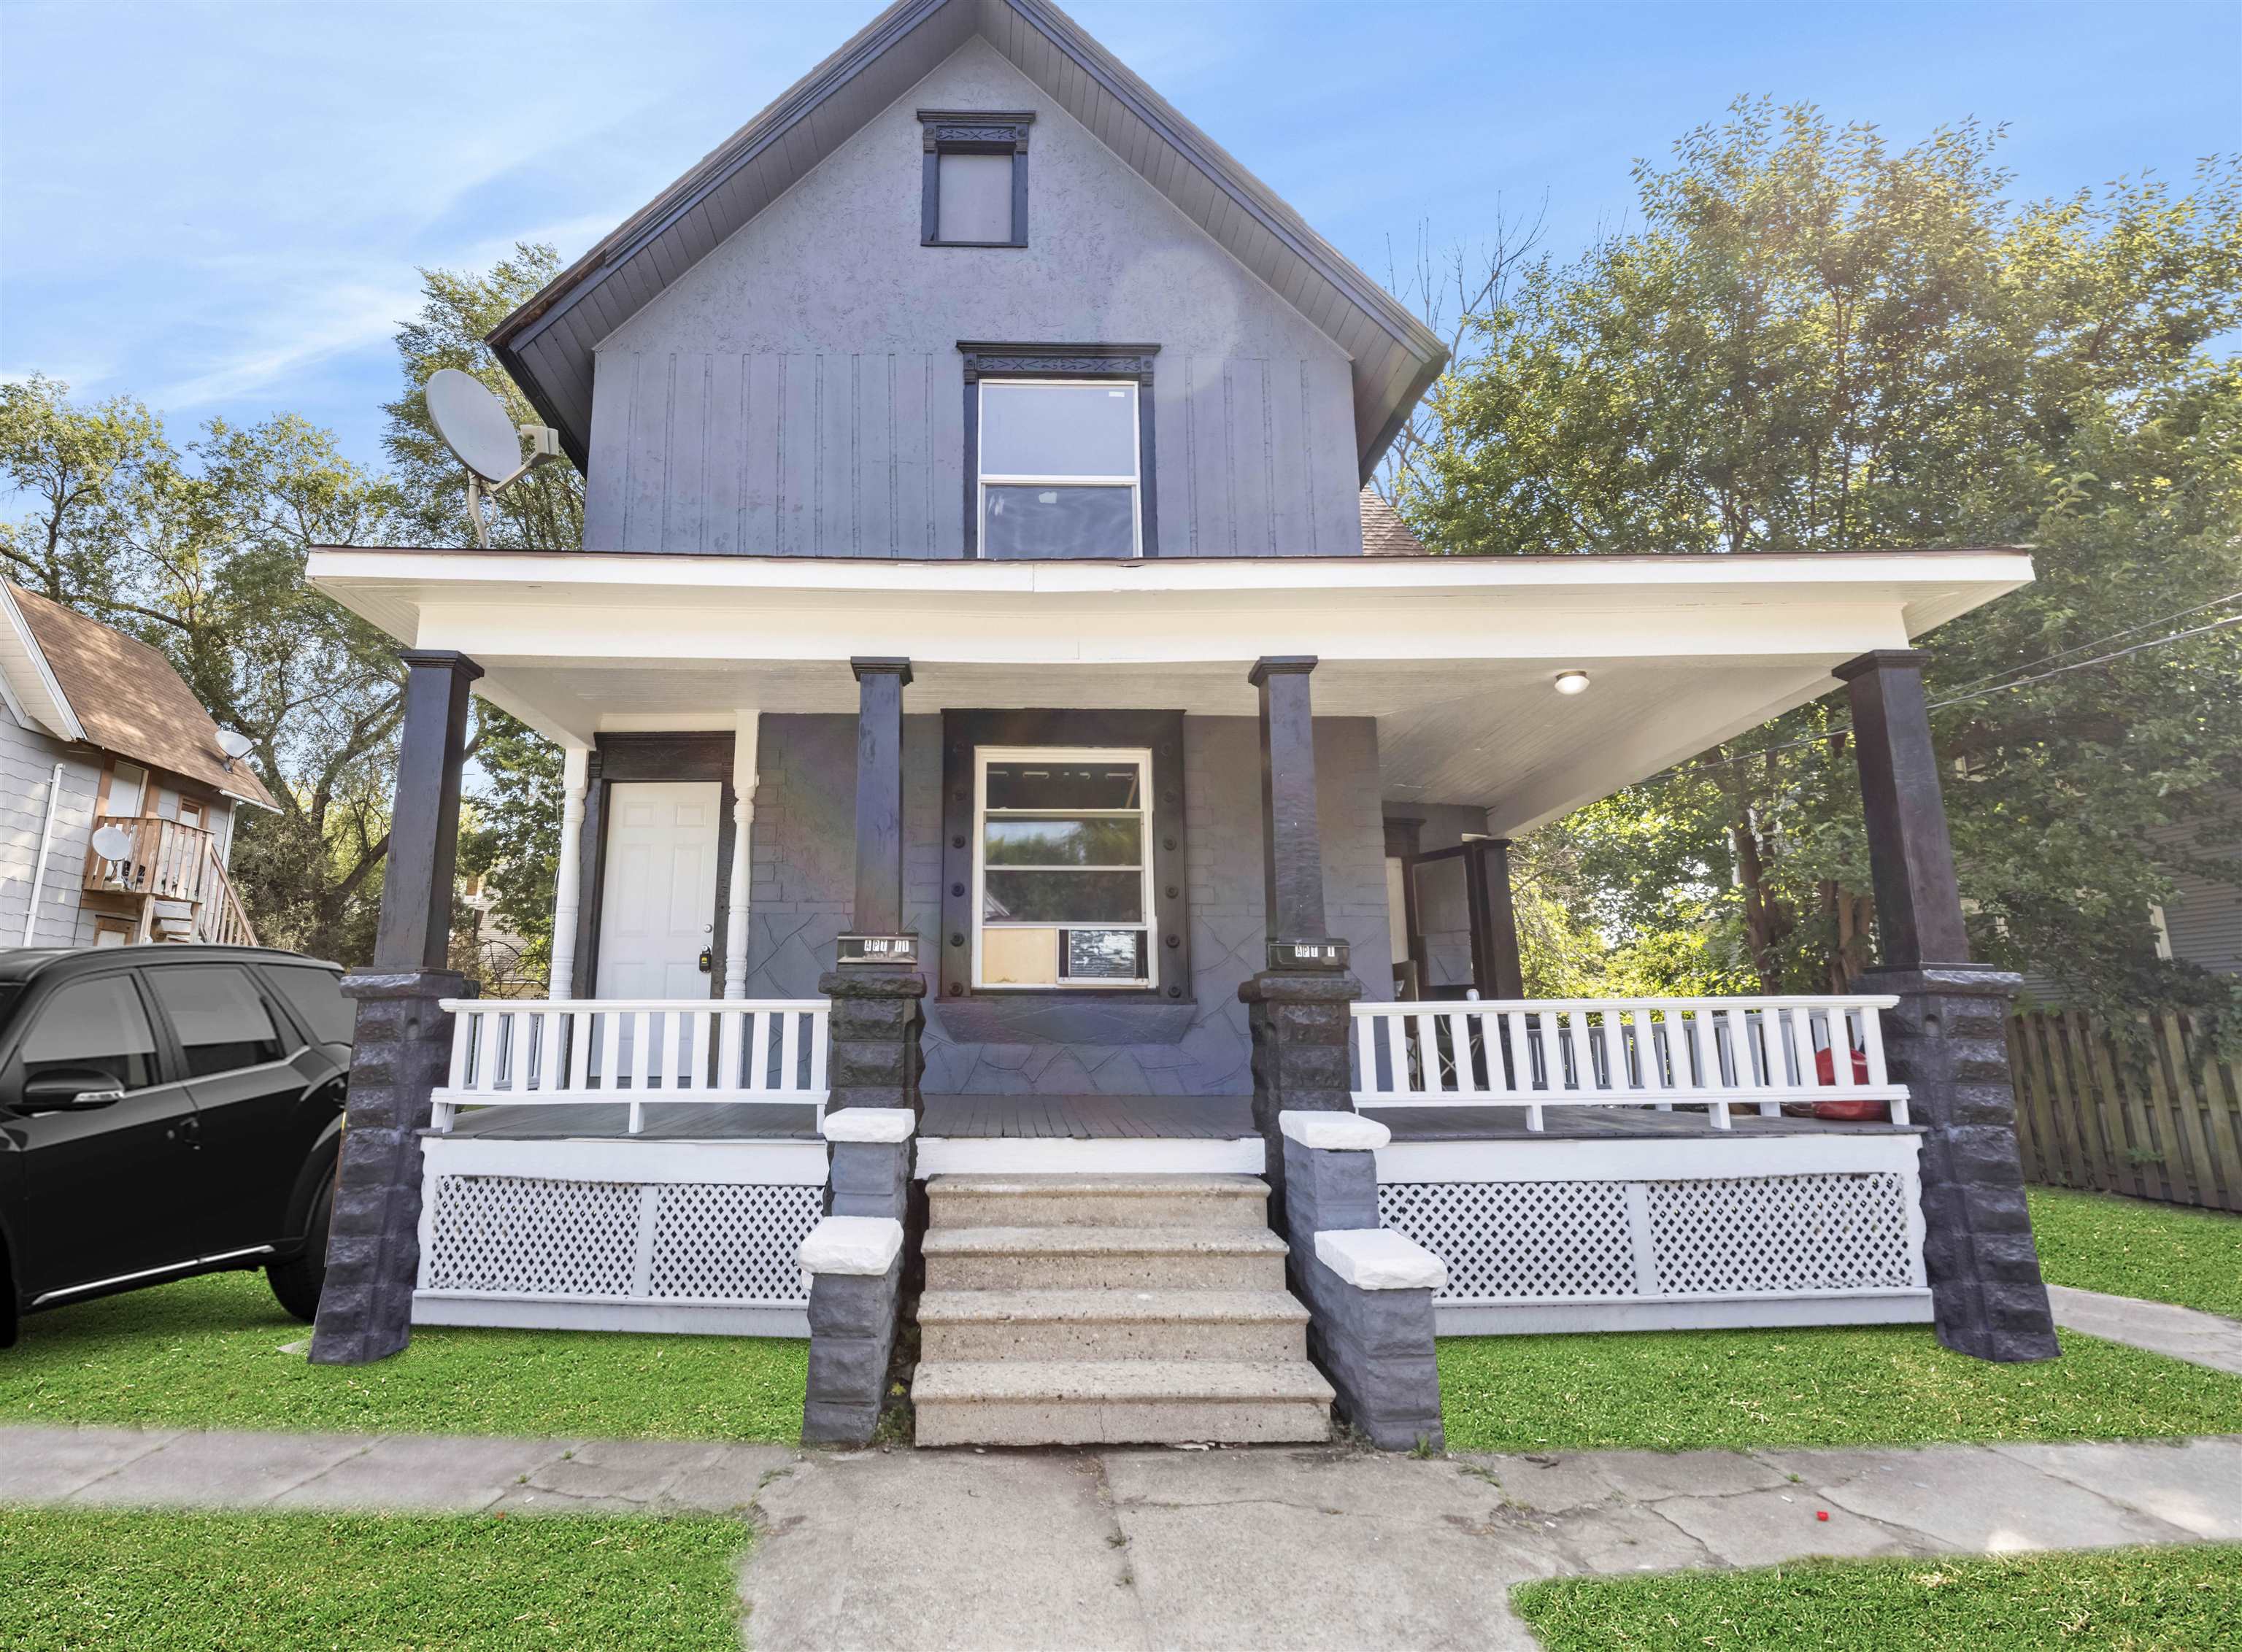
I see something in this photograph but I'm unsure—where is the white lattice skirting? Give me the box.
[1372,1132,1932,1334]
[412,1136,825,1335]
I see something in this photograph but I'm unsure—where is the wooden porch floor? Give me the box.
[439,1094,1913,1143]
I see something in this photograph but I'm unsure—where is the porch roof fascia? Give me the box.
[308,543,2033,646]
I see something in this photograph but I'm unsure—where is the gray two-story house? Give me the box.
[307,0,2061,1448]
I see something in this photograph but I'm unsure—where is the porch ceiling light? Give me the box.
[1552,669,1592,695]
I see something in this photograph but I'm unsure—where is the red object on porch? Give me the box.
[1813,1043,1889,1122]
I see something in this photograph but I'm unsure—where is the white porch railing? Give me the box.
[1349,995,1907,1130]
[431,997,831,1134]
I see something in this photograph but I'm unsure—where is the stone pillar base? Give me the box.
[1279,1132,1444,1452]
[1865,964,2059,1363]
[309,969,468,1366]
[819,966,927,1117]
[1239,969,1362,1212]
[802,1254,906,1445]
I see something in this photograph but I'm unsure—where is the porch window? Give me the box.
[978,380,1142,559]
[973,746,1154,989]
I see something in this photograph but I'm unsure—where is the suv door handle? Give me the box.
[168,1114,201,1148]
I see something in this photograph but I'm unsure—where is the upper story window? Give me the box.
[960,344,1161,558]
[920,109,1033,248]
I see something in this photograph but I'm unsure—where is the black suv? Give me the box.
[0,946,352,1346]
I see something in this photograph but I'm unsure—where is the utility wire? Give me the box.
[1935,588,2242,700]
[1636,609,2242,786]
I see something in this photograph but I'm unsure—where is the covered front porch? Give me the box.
[301,541,2063,1443]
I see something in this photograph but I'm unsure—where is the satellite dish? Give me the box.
[425,368,563,547]
[426,369,527,486]
[216,729,255,760]
[90,824,135,861]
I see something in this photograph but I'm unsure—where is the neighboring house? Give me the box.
[2150,796,2242,976]
[304,0,2058,1446]
[2014,792,2242,1005]
[0,581,272,949]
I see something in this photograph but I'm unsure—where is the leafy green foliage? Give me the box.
[1397,102,2242,1030]
[1513,1545,2242,1651]
[1437,1327,2242,1454]
[0,1508,748,1652]
[1,1267,806,1442]
[2027,1188,2242,1320]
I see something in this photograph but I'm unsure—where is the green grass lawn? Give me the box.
[1511,1543,2242,1651]
[2028,1187,2242,1320]
[1438,1326,2242,1454]
[1,1268,806,1441]
[0,1506,747,1651]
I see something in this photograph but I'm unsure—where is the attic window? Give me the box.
[920,109,1033,247]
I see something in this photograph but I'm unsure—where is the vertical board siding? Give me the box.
[590,347,1357,557]
[2010,1008,2242,1213]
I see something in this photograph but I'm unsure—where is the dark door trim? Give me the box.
[571,733,738,1000]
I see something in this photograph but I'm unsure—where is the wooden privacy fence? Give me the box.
[2009,1011,2242,1213]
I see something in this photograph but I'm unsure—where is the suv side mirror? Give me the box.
[22,1067,127,1110]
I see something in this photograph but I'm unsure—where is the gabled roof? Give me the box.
[489,0,1448,486]
[2,583,279,809]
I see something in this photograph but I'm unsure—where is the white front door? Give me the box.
[596,781,722,1000]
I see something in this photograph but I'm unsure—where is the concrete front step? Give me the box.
[928,1173,1270,1231]
[918,1288,1309,1362]
[913,1359,1336,1446]
[922,1226,1290,1292]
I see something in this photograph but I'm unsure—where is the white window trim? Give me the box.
[976,379,1143,560]
[971,744,1156,990]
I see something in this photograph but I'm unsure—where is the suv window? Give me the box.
[22,976,158,1091]
[148,967,286,1078]
[261,965,355,1048]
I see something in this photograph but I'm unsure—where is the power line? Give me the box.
[1632,610,2242,787]
[1937,588,2242,700]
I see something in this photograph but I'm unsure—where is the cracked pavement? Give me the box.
[5,1426,2238,1650]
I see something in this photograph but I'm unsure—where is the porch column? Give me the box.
[723,713,759,999]
[545,744,590,997]
[312,649,481,1366]
[821,659,925,1116]
[1239,657,1363,1203]
[1836,648,2057,1364]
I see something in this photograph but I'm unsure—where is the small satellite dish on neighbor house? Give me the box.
[216,729,255,769]
[90,824,136,862]
[424,368,563,547]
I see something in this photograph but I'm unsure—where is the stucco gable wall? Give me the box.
[585,36,1363,560]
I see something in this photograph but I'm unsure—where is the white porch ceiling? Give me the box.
[309,546,2033,836]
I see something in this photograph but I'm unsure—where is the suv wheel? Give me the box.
[266,1170,334,1322]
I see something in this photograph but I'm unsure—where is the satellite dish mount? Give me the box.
[423,368,563,547]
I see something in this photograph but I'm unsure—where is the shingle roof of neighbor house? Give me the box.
[1359,490,1429,556]
[488,0,1447,486]
[4,582,278,808]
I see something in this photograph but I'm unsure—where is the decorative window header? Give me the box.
[917,109,1036,152]
[958,341,1160,384]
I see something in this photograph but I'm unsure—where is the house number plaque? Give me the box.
[836,933,921,968]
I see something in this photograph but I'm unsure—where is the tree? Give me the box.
[1399,102,2242,1036]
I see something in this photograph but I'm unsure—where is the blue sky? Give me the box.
[4,0,2237,476]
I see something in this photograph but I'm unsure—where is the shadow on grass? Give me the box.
[3,1269,805,1443]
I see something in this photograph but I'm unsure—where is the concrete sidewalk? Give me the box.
[4,1425,2238,1651]
[2051,1284,2242,1375]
